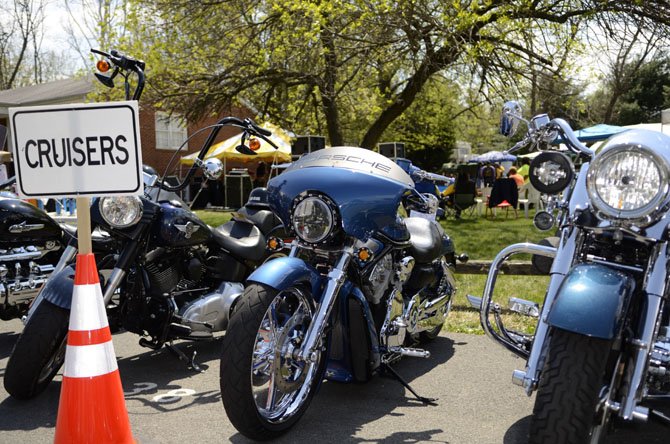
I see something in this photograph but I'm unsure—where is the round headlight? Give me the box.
[292,196,335,243]
[587,144,670,224]
[99,196,143,228]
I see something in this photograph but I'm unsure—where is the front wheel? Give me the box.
[4,300,69,399]
[220,283,327,441]
[529,328,614,444]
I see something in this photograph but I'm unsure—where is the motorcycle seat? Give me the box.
[212,220,266,262]
[235,206,277,235]
[404,217,444,263]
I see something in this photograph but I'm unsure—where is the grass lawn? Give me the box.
[195,209,550,335]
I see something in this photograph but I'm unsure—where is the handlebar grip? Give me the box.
[246,118,272,137]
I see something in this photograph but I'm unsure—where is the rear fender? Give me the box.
[547,263,636,339]
[246,257,323,300]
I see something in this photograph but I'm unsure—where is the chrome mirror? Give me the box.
[500,100,523,138]
[202,158,224,180]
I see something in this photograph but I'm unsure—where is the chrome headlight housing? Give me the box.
[291,193,338,244]
[99,196,143,228]
[586,142,670,225]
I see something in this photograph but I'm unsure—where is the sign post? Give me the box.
[10,101,142,443]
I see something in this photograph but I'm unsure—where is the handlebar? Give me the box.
[504,117,594,160]
[91,48,145,101]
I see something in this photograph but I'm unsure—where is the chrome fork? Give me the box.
[297,242,354,363]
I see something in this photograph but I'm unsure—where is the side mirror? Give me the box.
[202,158,224,180]
[500,100,523,138]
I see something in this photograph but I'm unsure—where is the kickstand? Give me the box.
[166,342,204,373]
[382,363,438,406]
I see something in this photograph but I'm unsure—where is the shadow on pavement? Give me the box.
[228,336,456,444]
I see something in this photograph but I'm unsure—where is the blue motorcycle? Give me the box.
[219,146,465,439]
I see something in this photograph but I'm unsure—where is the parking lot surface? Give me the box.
[0,318,666,443]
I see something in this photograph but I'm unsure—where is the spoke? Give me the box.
[265,369,276,411]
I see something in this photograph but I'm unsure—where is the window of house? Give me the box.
[155,111,187,150]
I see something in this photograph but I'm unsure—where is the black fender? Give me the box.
[547,263,636,339]
[41,265,76,310]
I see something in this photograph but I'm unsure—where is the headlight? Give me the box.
[529,151,574,195]
[292,195,336,244]
[99,196,143,228]
[587,143,670,224]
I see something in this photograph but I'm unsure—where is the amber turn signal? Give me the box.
[267,236,284,251]
[356,247,373,263]
[96,59,110,73]
[249,138,261,151]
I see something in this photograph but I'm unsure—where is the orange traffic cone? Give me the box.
[54,253,135,444]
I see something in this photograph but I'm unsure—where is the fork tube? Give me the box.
[622,242,668,420]
[298,242,354,362]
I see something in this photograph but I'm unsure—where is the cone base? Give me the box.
[55,370,135,444]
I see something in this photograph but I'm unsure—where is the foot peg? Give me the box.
[389,346,430,358]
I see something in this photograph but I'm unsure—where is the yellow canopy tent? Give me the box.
[180,122,292,166]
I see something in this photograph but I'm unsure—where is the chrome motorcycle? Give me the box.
[473,101,670,443]
[220,146,466,440]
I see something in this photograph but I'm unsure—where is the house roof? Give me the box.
[0,76,92,107]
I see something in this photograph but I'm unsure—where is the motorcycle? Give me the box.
[219,146,467,440]
[4,49,285,399]
[472,101,670,443]
[0,142,115,322]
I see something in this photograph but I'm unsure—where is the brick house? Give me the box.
[0,76,254,189]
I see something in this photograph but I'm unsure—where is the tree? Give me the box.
[0,0,47,89]
[123,0,670,148]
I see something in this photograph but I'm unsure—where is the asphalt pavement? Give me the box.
[0,318,667,443]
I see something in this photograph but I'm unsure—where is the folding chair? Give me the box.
[518,182,544,218]
[487,178,519,218]
[441,174,477,219]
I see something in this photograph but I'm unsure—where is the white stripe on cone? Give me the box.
[69,283,108,331]
[63,342,119,378]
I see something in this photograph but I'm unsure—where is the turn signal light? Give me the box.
[356,247,373,263]
[96,59,111,73]
[249,138,261,151]
[267,236,284,251]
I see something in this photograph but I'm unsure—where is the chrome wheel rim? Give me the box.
[251,288,320,423]
[38,335,66,383]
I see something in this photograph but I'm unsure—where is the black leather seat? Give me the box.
[211,220,266,262]
[404,217,444,263]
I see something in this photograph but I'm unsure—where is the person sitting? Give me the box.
[517,157,530,183]
[507,167,524,188]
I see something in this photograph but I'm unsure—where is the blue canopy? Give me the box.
[470,151,517,163]
[553,124,628,144]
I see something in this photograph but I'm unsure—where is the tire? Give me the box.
[4,300,69,399]
[529,328,614,444]
[220,283,327,441]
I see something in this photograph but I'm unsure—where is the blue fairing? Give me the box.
[547,263,636,339]
[246,256,324,298]
[267,147,413,241]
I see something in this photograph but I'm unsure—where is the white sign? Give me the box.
[10,101,142,198]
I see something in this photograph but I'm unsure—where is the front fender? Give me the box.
[547,263,636,339]
[40,265,76,310]
[247,257,323,298]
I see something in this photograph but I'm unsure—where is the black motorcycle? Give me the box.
[4,49,285,399]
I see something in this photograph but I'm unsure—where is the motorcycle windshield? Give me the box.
[268,146,414,241]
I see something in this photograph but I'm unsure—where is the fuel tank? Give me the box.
[0,199,62,247]
[152,202,212,247]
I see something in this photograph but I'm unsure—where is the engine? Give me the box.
[0,245,56,320]
[648,327,670,393]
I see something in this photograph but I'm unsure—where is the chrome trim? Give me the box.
[480,242,556,358]
[621,242,668,420]
[102,267,127,305]
[298,242,354,362]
